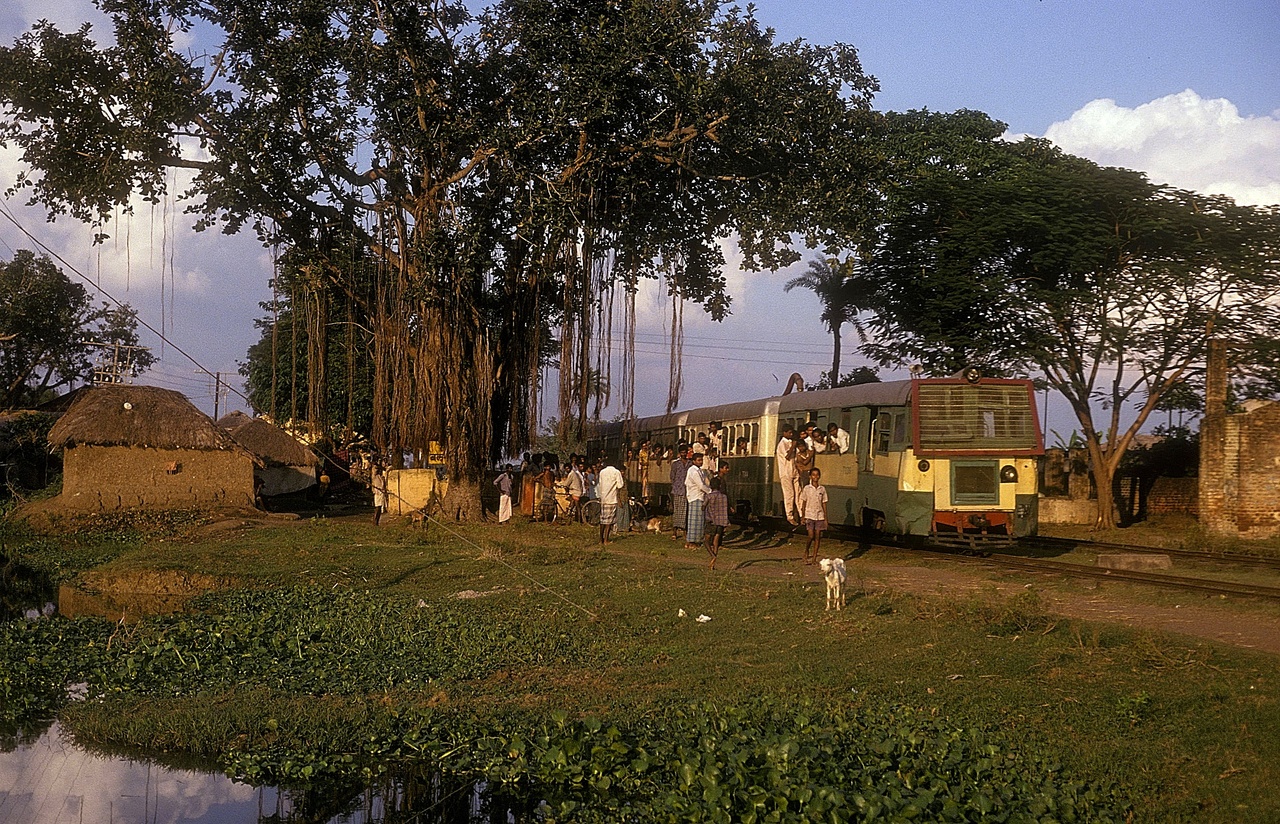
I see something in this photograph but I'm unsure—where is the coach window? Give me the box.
[876,411,892,454]
[893,411,908,445]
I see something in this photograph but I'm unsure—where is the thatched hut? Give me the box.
[47,385,258,511]
[217,411,320,497]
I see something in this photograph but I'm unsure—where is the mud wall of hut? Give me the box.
[60,445,255,511]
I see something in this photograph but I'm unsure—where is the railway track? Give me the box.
[1022,536,1280,572]
[961,551,1280,602]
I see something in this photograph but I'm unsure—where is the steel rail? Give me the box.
[744,519,1280,601]
[1024,536,1280,572]
[954,550,1280,602]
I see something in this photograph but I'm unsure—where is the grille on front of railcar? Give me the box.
[913,380,1043,548]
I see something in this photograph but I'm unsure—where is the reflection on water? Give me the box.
[1,561,537,821]
[0,722,535,823]
[0,553,193,622]
[0,554,56,621]
[56,582,192,621]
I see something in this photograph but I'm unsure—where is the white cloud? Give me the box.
[1039,90,1280,207]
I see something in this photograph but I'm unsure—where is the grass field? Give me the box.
[5,508,1280,821]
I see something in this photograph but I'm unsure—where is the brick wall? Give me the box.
[1231,403,1280,538]
[1146,477,1199,516]
[1198,340,1280,538]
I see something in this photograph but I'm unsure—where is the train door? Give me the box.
[838,406,873,527]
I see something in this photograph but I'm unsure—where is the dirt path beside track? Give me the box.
[604,524,1280,656]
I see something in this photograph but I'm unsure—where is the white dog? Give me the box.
[819,557,847,611]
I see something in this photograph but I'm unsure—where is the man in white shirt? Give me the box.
[684,452,711,549]
[775,425,800,525]
[596,458,625,545]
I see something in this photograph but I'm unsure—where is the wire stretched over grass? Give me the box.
[423,512,600,621]
[380,480,599,621]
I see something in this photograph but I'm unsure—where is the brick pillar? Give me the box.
[1199,339,1231,533]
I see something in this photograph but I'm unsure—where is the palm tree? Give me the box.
[784,255,872,381]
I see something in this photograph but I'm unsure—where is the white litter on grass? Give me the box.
[677,608,687,618]
[452,588,506,600]
[696,614,712,623]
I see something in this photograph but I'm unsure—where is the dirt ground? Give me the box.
[604,523,1280,656]
[853,561,1280,655]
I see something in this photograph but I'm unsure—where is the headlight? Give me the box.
[1000,465,1018,483]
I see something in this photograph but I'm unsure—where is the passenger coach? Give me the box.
[590,374,1044,546]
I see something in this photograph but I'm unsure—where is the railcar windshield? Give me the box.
[913,381,1041,456]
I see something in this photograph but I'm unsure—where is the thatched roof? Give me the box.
[217,411,320,467]
[47,385,256,460]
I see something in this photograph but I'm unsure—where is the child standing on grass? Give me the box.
[704,477,730,570]
[797,467,828,565]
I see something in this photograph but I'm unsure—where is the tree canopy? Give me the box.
[0,250,153,408]
[851,113,1280,527]
[1,0,878,513]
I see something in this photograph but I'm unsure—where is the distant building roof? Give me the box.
[217,411,320,467]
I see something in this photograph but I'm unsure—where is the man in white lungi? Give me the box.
[775,425,800,524]
[493,466,513,524]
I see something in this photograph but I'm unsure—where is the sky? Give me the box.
[1,0,1277,437]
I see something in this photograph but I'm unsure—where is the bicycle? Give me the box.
[580,496,648,530]
[545,487,582,524]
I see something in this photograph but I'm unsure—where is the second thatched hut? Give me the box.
[47,385,258,511]
[217,411,320,497]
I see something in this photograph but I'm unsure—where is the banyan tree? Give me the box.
[0,0,879,516]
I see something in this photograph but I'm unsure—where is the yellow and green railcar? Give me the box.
[590,375,1044,546]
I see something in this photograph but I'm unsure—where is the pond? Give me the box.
[0,553,56,621]
[0,721,535,823]
[0,558,536,823]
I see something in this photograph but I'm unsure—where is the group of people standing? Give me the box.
[776,421,848,564]
[484,418,849,567]
[666,440,732,568]
[492,452,632,545]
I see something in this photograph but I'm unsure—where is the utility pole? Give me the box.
[195,369,228,419]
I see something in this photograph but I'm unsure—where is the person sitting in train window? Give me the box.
[735,436,750,456]
[801,421,819,452]
[811,429,828,453]
[827,422,850,455]
[707,421,723,455]
[693,431,709,456]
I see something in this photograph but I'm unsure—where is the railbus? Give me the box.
[588,373,1044,546]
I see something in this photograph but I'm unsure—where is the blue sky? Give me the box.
[1,0,1277,434]
[750,0,1280,129]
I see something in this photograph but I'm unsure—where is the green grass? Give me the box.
[6,514,1280,821]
